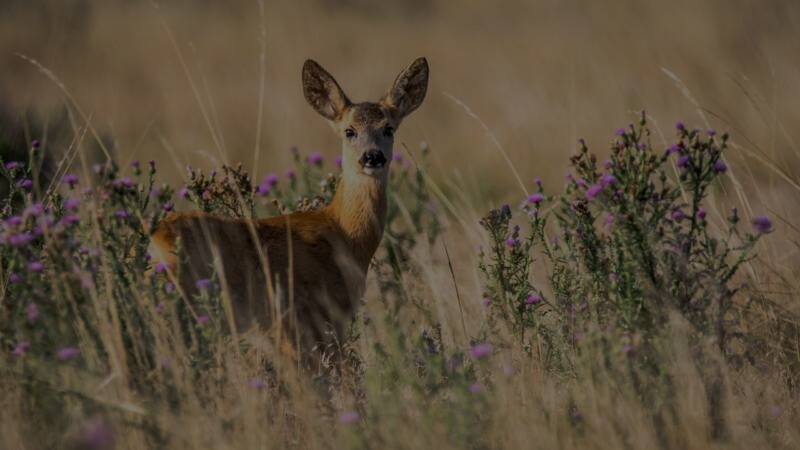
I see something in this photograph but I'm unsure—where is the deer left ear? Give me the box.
[382,57,429,119]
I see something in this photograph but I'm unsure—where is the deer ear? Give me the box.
[383,57,429,119]
[302,59,351,120]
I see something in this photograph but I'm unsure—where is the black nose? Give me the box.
[359,149,387,168]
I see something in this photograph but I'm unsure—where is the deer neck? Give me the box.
[326,168,388,270]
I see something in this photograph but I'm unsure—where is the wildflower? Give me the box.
[526,294,542,306]
[5,215,22,227]
[7,233,33,247]
[622,344,634,355]
[75,418,115,450]
[468,383,483,394]
[335,156,343,168]
[60,174,79,189]
[112,177,134,190]
[28,261,44,273]
[637,143,646,151]
[505,238,519,248]
[712,159,727,174]
[307,152,324,166]
[665,144,681,156]
[149,187,161,198]
[527,193,544,205]
[248,379,266,390]
[31,139,41,149]
[696,208,706,220]
[4,161,21,171]
[256,183,271,197]
[707,129,716,137]
[17,179,33,190]
[586,184,603,201]
[264,173,279,188]
[12,341,30,358]
[615,128,626,137]
[114,210,129,220]
[676,155,691,169]
[469,343,493,359]
[164,282,175,294]
[26,303,39,323]
[202,190,212,201]
[670,209,686,222]
[131,160,141,171]
[195,278,212,290]
[64,198,80,211]
[575,178,587,188]
[600,174,617,187]
[178,187,190,199]
[155,262,168,274]
[24,203,44,217]
[534,177,542,188]
[286,169,296,180]
[752,216,772,234]
[676,121,685,131]
[604,214,615,230]
[196,315,210,325]
[338,411,360,425]
[148,160,156,172]
[8,272,22,284]
[162,202,174,212]
[57,347,80,361]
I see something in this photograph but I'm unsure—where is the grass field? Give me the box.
[2,1,800,449]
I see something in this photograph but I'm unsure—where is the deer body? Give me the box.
[149,58,428,359]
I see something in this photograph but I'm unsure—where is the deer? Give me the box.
[148,57,429,366]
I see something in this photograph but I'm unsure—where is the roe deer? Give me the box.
[149,57,429,363]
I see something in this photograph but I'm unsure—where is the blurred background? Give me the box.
[2,0,800,207]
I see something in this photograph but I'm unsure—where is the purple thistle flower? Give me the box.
[637,143,646,151]
[338,410,360,425]
[752,216,772,234]
[615,128,626,137]
[28,261,44,273]
[604,214,615,230]
[603,160,613,169]
[114,210,129,220]
[8,233,33,247]
[676,121,686,131]
[527,193,544,205]
[131,160,141,171]
[26,303,39,323]
[586,184,603,201]
[155,262,168,274]
[5,215,22,227]
[576,178,587,188]
[57,347,80,361]
[677,155,691,169]
[712,160,727,174]
[671,209,686,222]
[665,144,681,156]
[4,161,21,171]
[256,183,271,197]
[149,160,156,171]
[526,294,542,305]
[8,272,22,284]
[285,169,296,180]
[248,378,266,390]
[162,202,174,212]
[63,174,79,188]
[534,177,542,188]
[335,156,343,168]
[196,315,210,325]
[468,383,483,394]
[696,208,707,220]
[63,198,80,211]
[469,343,493,359]
[195,278,212,290]
[31,139,40,149]
[707,129,716,137]
[264,173,279,188]
[307,152,324,166]
[75,418,115,450]
[178,187,190,199]
[24,203,44,217]
[17,179,33,190]
[505,238,520,248]
[12,341,30,358]
[600,174,617,187]
[165,282,175,293]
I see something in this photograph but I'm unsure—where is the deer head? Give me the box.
[302,57,429,179]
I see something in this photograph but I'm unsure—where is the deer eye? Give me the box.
[383,127,394,138]
[345,128,357,139]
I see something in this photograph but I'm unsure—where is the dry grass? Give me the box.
[2,1,800,449]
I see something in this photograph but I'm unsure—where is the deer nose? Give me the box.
[359,149,387,168]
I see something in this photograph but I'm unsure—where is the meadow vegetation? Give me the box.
[2,1,800,449]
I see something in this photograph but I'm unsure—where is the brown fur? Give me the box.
[149,57,428,364]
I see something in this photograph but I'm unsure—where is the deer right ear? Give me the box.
[302,60,351,121]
